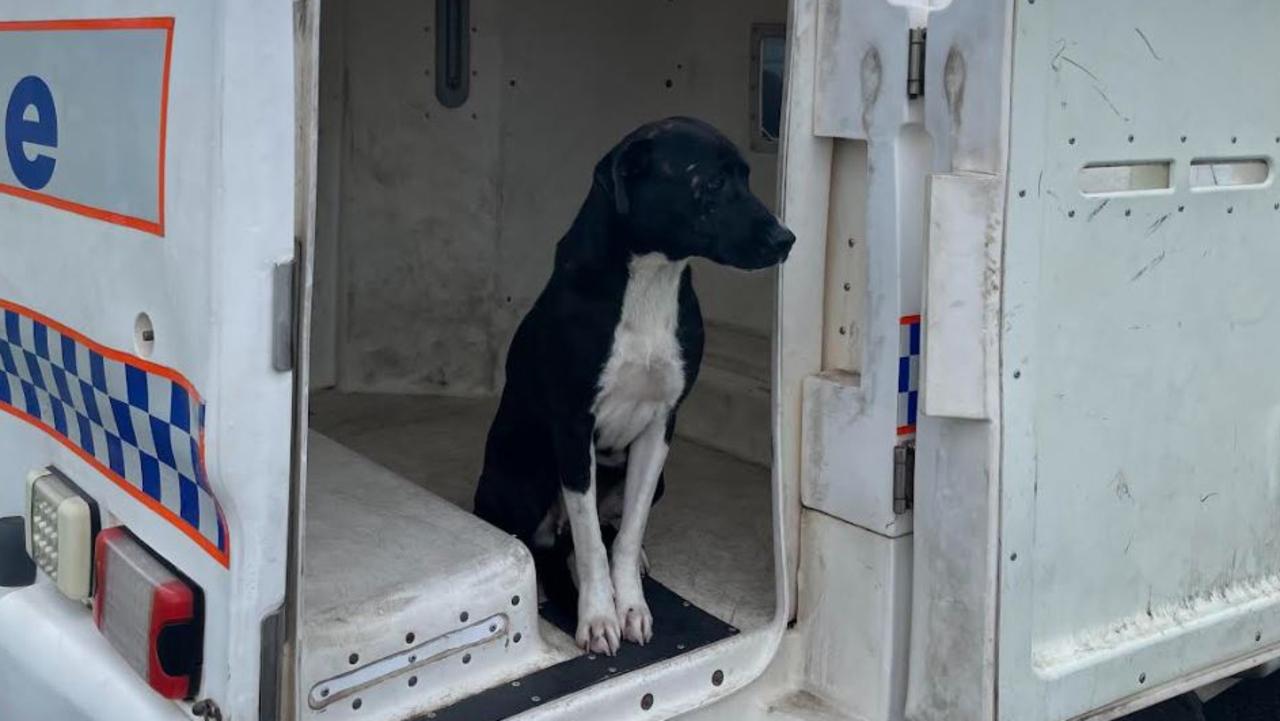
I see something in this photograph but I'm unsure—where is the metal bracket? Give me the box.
[893,443,915,514]
[907,27,926,98]
[272,257,297,372]
[308,614,507,710]
[258,605,286,721]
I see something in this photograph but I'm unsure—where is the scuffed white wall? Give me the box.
[334,0,505,395]
[317,0,787,396]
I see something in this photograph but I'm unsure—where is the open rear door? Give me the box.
[914,2,1280,720]
[996,2,1280,718]
[0,3,295,719]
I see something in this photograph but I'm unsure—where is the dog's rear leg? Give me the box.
[556,418,622,656]
[611,418,668,645]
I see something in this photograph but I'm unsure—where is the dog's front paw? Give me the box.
[576,581,621,656]
[618,599,653,645]
[613,569,653,645]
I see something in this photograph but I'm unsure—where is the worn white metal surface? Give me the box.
[922,171,1002,420]
[820,139,869,375]
[906,1,1011,719]
[998,2,1280,719]
[0,580,191,721]
[797,510,912,721]
[0,2,295,718]
[772,0,830,632]
[813,0,914,141]
[803,0,932,534]
[301,432,562,719]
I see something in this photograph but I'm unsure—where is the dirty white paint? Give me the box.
[921,171,1003,420]
[820,139,869,374]
[922,0,1010,176]
[328,0,504,396]
[905,1,1010,720]
[802,371,912,537]
[802,0,932,530]
[301,432,563,719]
[998,2,1280,720]
[814,0,914,141]
[796,510,912,721]
[0,581,192,721]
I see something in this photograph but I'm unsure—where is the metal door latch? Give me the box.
[894,443,915,514]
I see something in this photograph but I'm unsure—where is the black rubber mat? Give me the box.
[423,577,737,720]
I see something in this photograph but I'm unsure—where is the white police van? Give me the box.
[1,2,1278,721]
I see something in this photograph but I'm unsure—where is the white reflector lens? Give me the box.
[24,468,98,600]
[93,527,203,699]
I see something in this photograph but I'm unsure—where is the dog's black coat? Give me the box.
[473,117,794,607]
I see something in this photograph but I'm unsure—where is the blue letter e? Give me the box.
[6,75,58,191]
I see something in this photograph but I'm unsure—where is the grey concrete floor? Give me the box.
[309,391,776,632]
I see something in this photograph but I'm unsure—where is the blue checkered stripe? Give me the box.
[897,316,921,437]
[0,307,226,554]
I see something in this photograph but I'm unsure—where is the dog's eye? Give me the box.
[706,174,726,192]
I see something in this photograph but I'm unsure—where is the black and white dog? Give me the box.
[474,117,794,655]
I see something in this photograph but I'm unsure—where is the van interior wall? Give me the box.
[312,0,788,461]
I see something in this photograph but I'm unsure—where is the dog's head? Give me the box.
[594,117,795,270]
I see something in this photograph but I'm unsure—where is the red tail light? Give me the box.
[93,527,203,699]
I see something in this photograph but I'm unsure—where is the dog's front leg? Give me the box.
[611,418,669,645]
[557,420,622,656]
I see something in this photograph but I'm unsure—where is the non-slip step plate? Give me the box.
[422,578,738,721]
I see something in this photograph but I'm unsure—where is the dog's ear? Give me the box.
[595,137,653,215]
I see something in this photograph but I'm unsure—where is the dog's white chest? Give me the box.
[593,254,687,451]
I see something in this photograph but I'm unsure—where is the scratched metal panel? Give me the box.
[998,2,1280,719]
[812,0,911,141]
[922,0,1011,175]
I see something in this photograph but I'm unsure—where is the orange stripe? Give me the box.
[0,402,229,568]
[896,424,916,435]
[0,17,172,236]
[0,17,173,32]
[156,20,173,235]
[0,184,163,235]
[900,314,922,325]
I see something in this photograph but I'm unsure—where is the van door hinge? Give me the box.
[893,443,915,514]
[907,27,926,99]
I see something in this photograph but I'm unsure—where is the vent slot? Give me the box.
[434,0,470,108]
[1078,161,1173,196]
[1189,157,1270,190]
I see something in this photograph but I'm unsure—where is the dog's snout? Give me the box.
[768,225,796,253]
